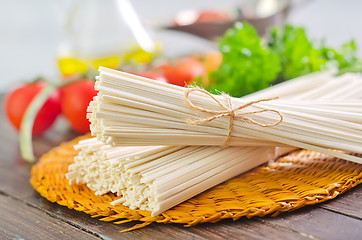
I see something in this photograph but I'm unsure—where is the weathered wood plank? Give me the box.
[8,194,207,240]
[184,218,309,240]
[0,194,99,240]
[264,206,362,240]
[320,184,362,220]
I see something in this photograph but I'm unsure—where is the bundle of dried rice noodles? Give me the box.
[67,139,276,216]
[88,67,362,163]
[67,70,361,216]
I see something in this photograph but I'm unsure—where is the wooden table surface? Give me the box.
[0,94,361,240]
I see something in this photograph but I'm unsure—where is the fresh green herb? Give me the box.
[268,25,326,81]
[268,25,361,81]
[319,40,362,74]
[205,22,361,97]
[207,22,280,97]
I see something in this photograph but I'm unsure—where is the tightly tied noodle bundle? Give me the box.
[87,67,362,164]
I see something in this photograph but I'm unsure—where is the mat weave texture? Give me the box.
[30,135,362,232]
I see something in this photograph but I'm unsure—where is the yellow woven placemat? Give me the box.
[30,135,362,232]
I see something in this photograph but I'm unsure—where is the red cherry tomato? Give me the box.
[196,10,230,23]
[160,57,205,86]
[133,72,168,83]
[61,79,98,133]
[4,82,62,136]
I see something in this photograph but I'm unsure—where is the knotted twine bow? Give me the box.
[184,88,283,146]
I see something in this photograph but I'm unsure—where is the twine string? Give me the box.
[184,88,283,146]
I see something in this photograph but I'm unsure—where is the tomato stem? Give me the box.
[19,77,84,163]
[20,84,56,162]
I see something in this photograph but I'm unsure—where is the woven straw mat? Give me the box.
[30,135,362,232]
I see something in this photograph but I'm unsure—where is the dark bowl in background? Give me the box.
[165,0,291,40]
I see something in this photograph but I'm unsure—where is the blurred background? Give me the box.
[1,0,361,91]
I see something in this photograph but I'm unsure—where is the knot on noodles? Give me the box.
[184,88,283,146]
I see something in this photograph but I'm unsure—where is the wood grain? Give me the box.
[0,194,99,240]
[320,184,362,220]
[262,206,362,240]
